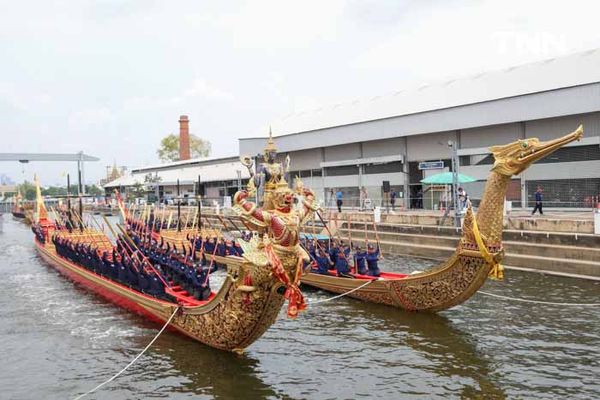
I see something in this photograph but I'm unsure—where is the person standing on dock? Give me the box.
[336,189,343,213]
[532,186,544,215]
[359,187,367,211]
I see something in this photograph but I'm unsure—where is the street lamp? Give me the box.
[448,140,461,227]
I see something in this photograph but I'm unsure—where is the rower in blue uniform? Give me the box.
[354,246,367,275]
[366,241,381,277]
[314,248,333,275]
[334,243,353,278]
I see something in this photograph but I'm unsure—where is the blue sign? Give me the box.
[418,161,445,170]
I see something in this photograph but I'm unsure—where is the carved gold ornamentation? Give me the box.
[301,127,584,312]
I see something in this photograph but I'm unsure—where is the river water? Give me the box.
[0,216,599,399]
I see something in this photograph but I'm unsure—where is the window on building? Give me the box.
[526,178,600,208]
[363,161,403,174]
[408,162,422,184]
[476,145,600,166]
[324,165,359,176]
[459,155,471,166]
[290,169,324,178]
[476,154,494,165]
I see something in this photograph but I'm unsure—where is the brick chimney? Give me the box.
[179,115,190,160]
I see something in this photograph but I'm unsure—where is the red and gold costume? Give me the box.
[233,181,319,318]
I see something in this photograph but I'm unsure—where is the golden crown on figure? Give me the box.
[263,128,277,161]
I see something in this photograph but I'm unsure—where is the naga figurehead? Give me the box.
[490,125,583,176]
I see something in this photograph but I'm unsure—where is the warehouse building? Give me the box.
[103,156,250,203]
[239,49,600,209]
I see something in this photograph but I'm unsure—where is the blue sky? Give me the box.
[1,0,600,185]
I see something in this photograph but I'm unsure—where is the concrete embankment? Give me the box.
[323,211,600,280]
[353,209,598,234]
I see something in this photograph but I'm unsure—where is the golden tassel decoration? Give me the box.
[470,207,504,280]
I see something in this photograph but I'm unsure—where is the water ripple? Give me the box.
[0,217,598,399]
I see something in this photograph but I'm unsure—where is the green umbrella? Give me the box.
[420,172,477,185]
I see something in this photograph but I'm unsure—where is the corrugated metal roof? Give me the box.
[103,159,250,188]
[103,174,141,188]
[267,48,600,136]
[132,155,239,173]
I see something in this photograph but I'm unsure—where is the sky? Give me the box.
[1,0,600,185]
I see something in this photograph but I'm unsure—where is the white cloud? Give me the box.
[2,0,600,185]
[184,78,234,101]
[210,0,346,49]
[353,0,600,80]
[67,107,114,132]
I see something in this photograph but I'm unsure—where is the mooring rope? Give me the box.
[478,291,600,306]
[308,279,376,305]
[73,306,180,400]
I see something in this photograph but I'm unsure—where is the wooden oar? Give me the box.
[101,215,118,239]
[372,215,383,258]
[69,209,105,250]
[49,206,65,231]
[166,211,173,230]
[316,211,351,266]
[115,223,171,288]
[183,206,192,229]
[347,213,356,273]
[190,208,198,232]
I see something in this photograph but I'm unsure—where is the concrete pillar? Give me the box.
[403,136,409,209]
[520,122,527,209]
[77,151,86,195]
[179,115,191,161]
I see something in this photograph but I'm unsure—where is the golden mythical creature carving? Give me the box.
[232,177,319,318]
[34,133,321,353]
[240,128,291,210]
[301,126,584,311]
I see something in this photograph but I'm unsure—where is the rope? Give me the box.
[478,291,600,306]
[308,279,375,305]
[73,306,180,400]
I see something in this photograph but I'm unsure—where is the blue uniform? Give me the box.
[329,247,339,264]
[355,251,367,275]
[335,248,351,276]
[366,247,381,277]
[315,255,331,275]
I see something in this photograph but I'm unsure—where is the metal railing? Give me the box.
[320,195,600,212]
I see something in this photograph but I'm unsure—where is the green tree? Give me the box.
[157,133,211,162]
[130,182,146,199]
[42,186,68,197]
[86,184,104,196]
[18,181,37,200]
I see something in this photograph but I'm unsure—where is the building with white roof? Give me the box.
[104,156,250,202]
[240,49,600,209]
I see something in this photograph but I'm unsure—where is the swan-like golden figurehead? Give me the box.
[490,125,583,176]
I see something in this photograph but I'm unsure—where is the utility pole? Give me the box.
[154,172,160,203]
[449,140,460,227]
[196,175,202,229]
[176,178,181,232]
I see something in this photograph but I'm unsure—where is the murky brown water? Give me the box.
[1,216,599,399]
